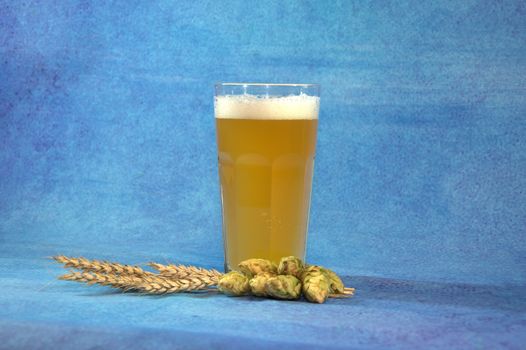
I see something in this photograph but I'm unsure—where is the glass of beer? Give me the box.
[214,83,320,271]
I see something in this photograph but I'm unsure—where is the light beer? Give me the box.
[215,94,319,269]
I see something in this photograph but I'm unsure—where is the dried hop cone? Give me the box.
[249,272,275,297]
[218,271,250,296]
[278,256,304,278]
[301,265,331,303]
[238,258,278,278]
[265,275,302,300]
[320,267,345,294]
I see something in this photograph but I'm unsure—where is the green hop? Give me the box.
[320,267,345,294]
[238,258,278,278]
[218,271,250,296]
[249,272,275,297]
[265,275,302,300]
[278,256,304,278]
[301,265,330,303]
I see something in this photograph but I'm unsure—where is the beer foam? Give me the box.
[215,94,319,120]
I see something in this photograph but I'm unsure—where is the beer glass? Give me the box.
[214,83,320,271]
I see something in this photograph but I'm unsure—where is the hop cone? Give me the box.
[238,258,277,278]
[301,265,330,303]
[265,275,301,300]
[278,256,304,278]
[249,272,275,297]
[218,271,250,296]
[320,267,345,294]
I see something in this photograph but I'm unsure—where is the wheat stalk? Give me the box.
[59,271,217,294]
[53,255,152,277]
[329,288,355,298]
[149,262,223,282]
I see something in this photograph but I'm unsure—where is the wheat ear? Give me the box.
[149,262,223,282]
[59,271,217,294]
[138,275,217,294]
[59,271,144,291]
[53,255,153,277]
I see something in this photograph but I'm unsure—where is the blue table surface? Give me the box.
[0,242,524,350]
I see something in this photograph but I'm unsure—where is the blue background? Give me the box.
[1,1,525,349]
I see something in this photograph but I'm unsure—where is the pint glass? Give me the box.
[214,83,320,271]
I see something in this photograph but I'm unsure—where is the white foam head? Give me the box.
[215,94,319,120]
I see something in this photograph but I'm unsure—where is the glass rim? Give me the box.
[215,82,319,88]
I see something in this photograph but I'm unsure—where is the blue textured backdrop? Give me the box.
[1,1,525,349]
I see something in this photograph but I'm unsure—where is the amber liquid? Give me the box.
[216,117,318,270]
